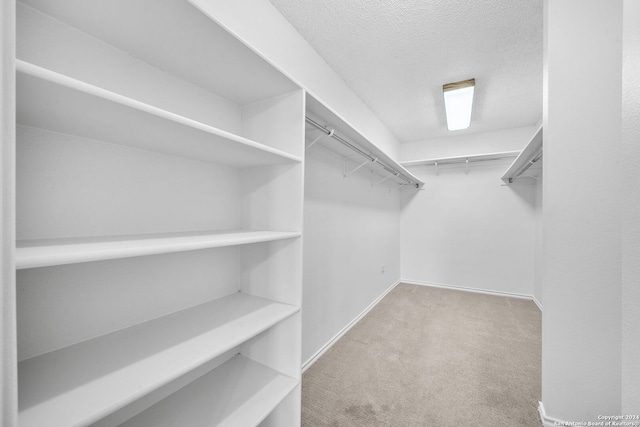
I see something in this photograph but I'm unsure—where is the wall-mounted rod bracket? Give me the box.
[375,174,398,185]
[466,158,469,174]
[435,161,439,176]
[305,133,324,150]
[344,159,371,177]
[374,174,393,186]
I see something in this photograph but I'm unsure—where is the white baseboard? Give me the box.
[402,278,542,310]
[301,279,400,373]
[538,401,567,427]
[532,295,543,311]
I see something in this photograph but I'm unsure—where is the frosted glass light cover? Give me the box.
[444,86,474,131]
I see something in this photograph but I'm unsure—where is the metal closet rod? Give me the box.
[305,116,418,187]
[419,156,515,166]
[513,151,543,180]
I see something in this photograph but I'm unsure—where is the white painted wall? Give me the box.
[400,158,536,296]
[622,0,640,414]
[302,144,401,365]
[400,126,537,161]
[399,127,538,297]
[542,0,622,420]
[193,0,401,159]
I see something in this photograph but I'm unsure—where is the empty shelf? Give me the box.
[17,230,301,269]
[16,60,302,168]
[19,0,298,106]
[18,292,299,427]
[121,355,297,427]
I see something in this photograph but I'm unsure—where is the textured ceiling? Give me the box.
[268,0,543,143]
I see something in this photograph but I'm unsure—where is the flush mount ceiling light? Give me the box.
[443,78,475,131]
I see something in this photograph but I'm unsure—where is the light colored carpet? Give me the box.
[302,283,541,427]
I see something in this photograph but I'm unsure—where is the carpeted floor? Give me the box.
[302,283,541,427]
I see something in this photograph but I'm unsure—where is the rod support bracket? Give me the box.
[305,133,323,150]
[344,159,370,177]
[374,174,393,186]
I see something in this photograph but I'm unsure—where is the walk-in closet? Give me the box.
[1,0,638,426]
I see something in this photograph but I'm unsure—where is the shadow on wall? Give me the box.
[504,179,538,210]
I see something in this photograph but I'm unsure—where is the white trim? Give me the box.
[302,280,400,373]
[538,401,567,427]
[401,278,537,301]
[532,295,543,311]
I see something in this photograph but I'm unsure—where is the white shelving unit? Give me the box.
[9,0,304,426]
[502,126,543,183]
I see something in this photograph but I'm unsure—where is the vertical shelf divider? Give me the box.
[1,1,18,426]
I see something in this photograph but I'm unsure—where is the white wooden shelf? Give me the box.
[305,94,424,189]
[400,151,520,168]
[121,355,297,427]
[15,60,302,168]
[502,125,543,183]
[17,230,301,269]
[18,292,299,427]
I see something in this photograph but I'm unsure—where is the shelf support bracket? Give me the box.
[466,158,469,174]
[344,159,371,177]
[375,175,393,186]
[305,133,324,150]
[435,161,439,176]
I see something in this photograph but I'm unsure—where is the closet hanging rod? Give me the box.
[415,156,516,167]
[305,116,418,187]
[400,151,520,168]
